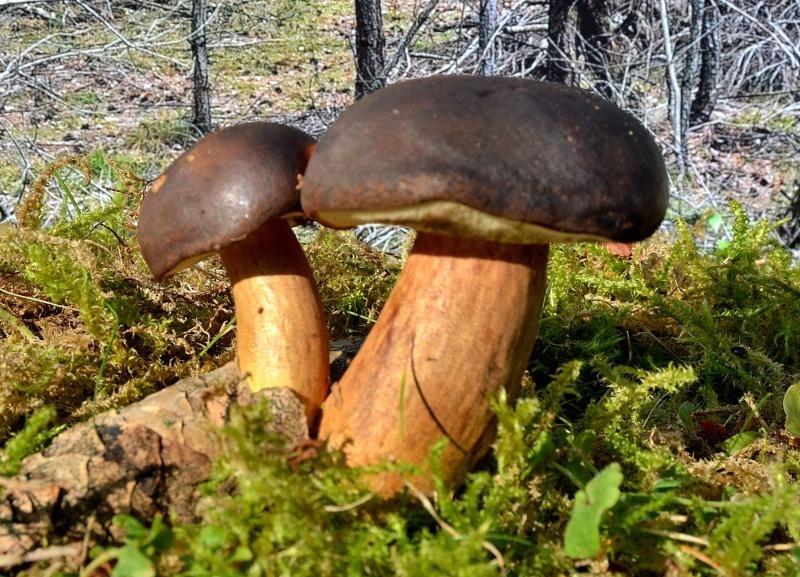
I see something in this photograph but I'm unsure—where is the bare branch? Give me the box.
[379,0,440,81]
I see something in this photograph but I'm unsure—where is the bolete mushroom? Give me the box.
[301,75,668,495]
[138,122,329,426]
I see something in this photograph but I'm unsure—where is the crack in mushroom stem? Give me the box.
[319,231,549,495]
[218,219,329,423]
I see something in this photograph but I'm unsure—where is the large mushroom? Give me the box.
[301,75,668,495]
[138,122,329,427]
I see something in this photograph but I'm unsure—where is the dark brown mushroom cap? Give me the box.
[138,122,315,280]
[302,75,669,243]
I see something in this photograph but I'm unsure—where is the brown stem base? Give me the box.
[318,233,548,496]
[219,220,329,423]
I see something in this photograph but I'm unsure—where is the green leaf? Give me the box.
[198,525,228,549]
[707,212,724,233]
[230,546,254,562]
[112,515,148,542]
[573,429,598,458]
[715,239,731,253]
[783,383,800,437]
[678,401,696,429]
[111,545,155,577]
[723,431,759,455]
[144,515,174,552]
[652,476,682,491]
[564,462,623,559]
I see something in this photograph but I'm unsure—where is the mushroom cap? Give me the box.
[302,75,669,244]
[138,122,315,281]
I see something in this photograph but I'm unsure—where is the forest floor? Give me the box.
[1,1,798,238]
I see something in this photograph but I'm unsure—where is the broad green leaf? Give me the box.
[723,431,759,455]
[111,545,155,577]
[707,212,724,233]
[783,383,800,437]
[144,515,174,552]
[652,476,682,491]
[564,462,623,559]
[678,401,696,429]
[199,525,228,548]
[230,546,254,562]
[112,515,148,542]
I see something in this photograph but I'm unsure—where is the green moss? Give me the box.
[0,406,56,476]
[66,90,101,107]
[125,111,196,154]
[6,154,800,577]
[0,154,233,446]
[306,229,401,338]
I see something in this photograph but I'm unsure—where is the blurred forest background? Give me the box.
[0,0,798,252]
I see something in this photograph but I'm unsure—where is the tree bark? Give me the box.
[545,0,572,83]
[577,0,614,98]
[478,0,498,76]
[354,0,386,99]
[658,0,685,176]
[680,0,703,155]
[690,0,720,124]
[190,0,212,133]
[1,363,242,565]
[779,182,800,249]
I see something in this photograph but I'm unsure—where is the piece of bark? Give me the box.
[0,340,360,567]
[0,362,243,565]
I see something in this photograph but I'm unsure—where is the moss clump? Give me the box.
[538,203,800,460]
[0,155,234,449]
[305,228,401,339]
[0,406,55,476]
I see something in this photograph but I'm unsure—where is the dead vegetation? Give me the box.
[1,1,798,237]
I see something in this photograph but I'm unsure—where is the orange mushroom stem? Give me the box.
[319,233,548,495]
[219,220,328,422]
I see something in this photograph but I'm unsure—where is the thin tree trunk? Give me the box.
[779,182,800,249]
[546,0,572,83]
[478,0,498,76]
[354,0,386,99]
[680,0,703,157]
[577,0,613,99]
[190,0,211,134]
[658,0,685,176]
[690,0,721,123]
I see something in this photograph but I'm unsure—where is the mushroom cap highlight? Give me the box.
[302,75,669,244]
[139,122,315,280]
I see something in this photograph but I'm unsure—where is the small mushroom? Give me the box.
[301,76,668,495]
[138,122,329,425]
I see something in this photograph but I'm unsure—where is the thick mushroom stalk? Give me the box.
[319,233,548,495]
[219,221,328,422]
